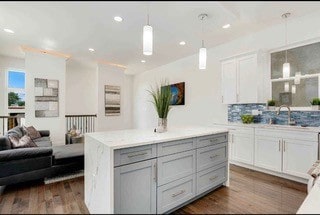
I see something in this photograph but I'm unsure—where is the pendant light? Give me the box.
[284,82,290,92]
[292,85,296,94]
[282,13,291,78]
[198,14,208,70]
[294,72,301,85]
[143,14,153,56]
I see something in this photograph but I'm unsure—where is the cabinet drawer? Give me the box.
[197,142,227,172]
[157,174,196,214]
[157,150,196,186]
[157,138,196,157]
[196,162,227,195]
[196,133,228,148]
[114,144,157,167]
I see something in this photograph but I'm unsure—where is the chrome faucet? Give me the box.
[276,105,296,125]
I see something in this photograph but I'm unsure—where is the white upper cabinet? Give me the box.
[221,60,237,104]
[221,51,266,104]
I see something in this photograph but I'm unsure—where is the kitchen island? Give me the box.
[84,126,229,214]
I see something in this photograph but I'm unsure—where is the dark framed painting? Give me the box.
[168,82,185,105]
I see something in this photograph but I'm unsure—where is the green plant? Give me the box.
[267,99,275,106]
[148,80,172,119]
[310,98,320,105]
[241,114,254,124]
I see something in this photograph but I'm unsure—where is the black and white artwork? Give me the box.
[34,78,59,117]
[105,85,120,116]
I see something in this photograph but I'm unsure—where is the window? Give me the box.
[7,71,25,109]
[271,41,320,107]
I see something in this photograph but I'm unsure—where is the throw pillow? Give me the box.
[24,126,41,140]
[8,135,38,149]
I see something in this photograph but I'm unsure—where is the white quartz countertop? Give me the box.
[297,177,320,214]
[85,126,228,150]
[213,122,320,132]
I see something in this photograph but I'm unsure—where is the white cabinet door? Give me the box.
[231,132,254,165]
[255,135,282,172]
[114,159,157,214]
[237,54,257,103]
[282,138,318,179]
[221,60,237,104]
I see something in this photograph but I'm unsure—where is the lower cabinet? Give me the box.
[255,135,282,172]
[228,127,254,165]
[196,162,227,195]
[255,129,318,179]
[114,133,228,214]
[114,159,157,214]
[157,174,196,214]
[282,138,318,179]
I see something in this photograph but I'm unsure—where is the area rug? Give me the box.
[44,170,84,184]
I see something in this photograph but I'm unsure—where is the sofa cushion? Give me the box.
[9,135,38,149]
[24,126,41,140]
[0,136,11,151]
[35,140,52,147]
[0,147,53,162]
[0,156,52,178]
[6,127,24,138]
[33,136,51,142]
[53,144,84,165]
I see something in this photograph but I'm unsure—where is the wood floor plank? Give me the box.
[0,164,307,214]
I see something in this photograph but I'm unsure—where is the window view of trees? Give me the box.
[8,92,25,107]
[8,71,25,109]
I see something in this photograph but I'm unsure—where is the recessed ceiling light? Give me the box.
[114,16,123,22]
[222,24,231,29]
[141,60,146,63]
[89,48,95,52]
[179,41,186,46]
[3,28,14,34]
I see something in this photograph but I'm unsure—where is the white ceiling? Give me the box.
[1,1,320,74]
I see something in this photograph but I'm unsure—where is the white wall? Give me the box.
[133,11,320,129]
[25,52,66,145]
[66,60,97,115]
[97,64,133,131]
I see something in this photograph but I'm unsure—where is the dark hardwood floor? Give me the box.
[0,165,307,214]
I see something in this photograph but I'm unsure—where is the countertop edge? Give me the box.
[85,128,229,150]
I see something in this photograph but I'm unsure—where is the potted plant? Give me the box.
[240,114,254,124]
[310,98,320,110]
[148,81,172,133]
[267,99,276,110]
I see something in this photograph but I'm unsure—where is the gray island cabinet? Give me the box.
[84,127,229,214]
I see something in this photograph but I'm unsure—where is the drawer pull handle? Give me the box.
[210,139,218,143]
[127,152,148,158]
[171,190,185,198]
[210,154,219,159]
[209,176,218,181]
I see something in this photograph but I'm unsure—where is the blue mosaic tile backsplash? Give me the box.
[228,103,320,127]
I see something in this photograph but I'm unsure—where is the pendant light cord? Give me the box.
[201,16,204,48]
[147,3,150,25]
[285,15,288,63]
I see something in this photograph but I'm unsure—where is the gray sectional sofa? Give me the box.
[0,126,84,186]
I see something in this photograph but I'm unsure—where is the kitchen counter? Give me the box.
[297,177,320,214]
[213,122,320,132]
[85,126,228,150]
[84,126,229,214]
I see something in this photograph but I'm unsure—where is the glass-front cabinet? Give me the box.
[271,41,320,107]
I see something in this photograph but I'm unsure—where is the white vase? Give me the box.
[156,118,167,133]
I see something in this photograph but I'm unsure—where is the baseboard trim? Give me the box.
[230,161,308,184]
